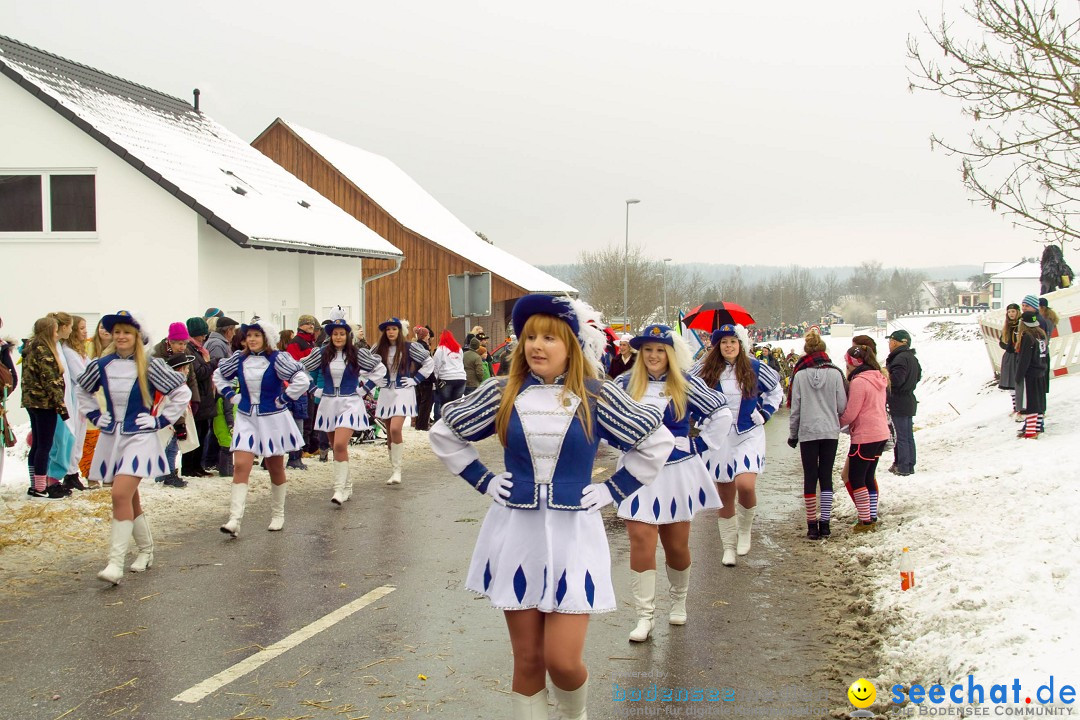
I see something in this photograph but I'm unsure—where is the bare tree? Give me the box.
[575,244,663,332]
[909,0,1080,246]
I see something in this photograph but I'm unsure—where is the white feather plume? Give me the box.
[400,318,411,339]
[328,304,347,322]
[669,330,693,372]
[567,298,607,374]
[734,324,752,356]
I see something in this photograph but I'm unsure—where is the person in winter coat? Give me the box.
[202,315,238,470]
[885,329,921,476]
[432,330,466,421]
[608,334,637,378]
[58,315,91,491]
[1038,298,1058,339]
[787,331,847,539]
[1016,310,1049,438]
[21,316,69,498]
[204,315,238,368]
[463,338,485,393]
[154,353,196,488]
[998,303,1021,417]
[286,314,321,458]
[182,317,215,477]
[413,326,436,431]
[838,344,890,532]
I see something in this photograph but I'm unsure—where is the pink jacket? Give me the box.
[839,368,890,445]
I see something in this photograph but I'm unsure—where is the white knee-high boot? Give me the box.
[129,514,154,572]
[268,483,287,531]
[628,570,655,642]
[736,504,756,555]
[387,442,403,485]
[551,676,589,720]
[717,515,738,567]
[666,564,690,625]
[98,519,134,584]
[221,482,248,537]
[331,460,350,505]
[511,688,549,720]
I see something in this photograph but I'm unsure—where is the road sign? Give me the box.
[448,272,492,318]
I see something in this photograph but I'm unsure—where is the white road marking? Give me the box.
[172,584,396,704]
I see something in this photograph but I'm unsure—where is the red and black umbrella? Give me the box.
[681,301,756,331]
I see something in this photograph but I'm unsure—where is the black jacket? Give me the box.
[886,345,921,417]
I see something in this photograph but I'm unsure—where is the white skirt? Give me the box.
[230,411,303,457]
[90,430,169,484]
[314,394,370,432]
[376,386,416,419]
[617,456,722,524]
[466,485,616,614]
[703,426,767,483]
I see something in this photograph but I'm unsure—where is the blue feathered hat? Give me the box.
[630,324,675,350]
[378,317,403,332]
[325,318,352,333]
[101,310,141,333]
[239,317,279,342]
[710,323,738,346]
[511,295,579,338]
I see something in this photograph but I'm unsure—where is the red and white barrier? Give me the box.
[979,284,1080,378]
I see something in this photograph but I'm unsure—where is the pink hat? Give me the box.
[168,322,190,342]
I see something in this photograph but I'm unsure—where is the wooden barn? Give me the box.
[252,119,576,343]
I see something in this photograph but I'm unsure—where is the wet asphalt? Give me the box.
[0,413,855,720]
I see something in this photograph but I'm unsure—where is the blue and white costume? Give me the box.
[614,372,730,524]
[695,358,783,482]
[75,354,192,484]
[430,374,674,613]
[303,347,386,432]
[213,349,310,457]
[375,342,435,419]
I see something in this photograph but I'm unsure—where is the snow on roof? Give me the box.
[990,261,1041,279]
[278,120,576,295]
[0,35,401,259]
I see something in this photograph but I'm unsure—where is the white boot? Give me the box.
[551,677,589,720]
[97,519,134,585]
[331,460,350,505]
[718,515,738,567]
[129,514,154,572]
[510,688,549,720]
[628,570,655,642]
[666,564,690,625]
[386,442,403,485]
[220,482,248,537]
[736,504,756,556]
[268,483,287,531]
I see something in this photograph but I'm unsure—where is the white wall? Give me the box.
[1001,277,1041,307]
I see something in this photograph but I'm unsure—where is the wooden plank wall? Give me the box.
[253,121,521,345]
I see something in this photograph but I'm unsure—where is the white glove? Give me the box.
[230,394,241,406]
[750,409,766,426]
[581,483,615,514]
[672,436,691,453]
[313,388,324,399]
[134,413,158,430]
[92,411,112,428]
[398,377,417,388]
[485,472,513,506]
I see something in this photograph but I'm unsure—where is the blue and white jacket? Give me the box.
[302,347,386,397]
[380,342,435,389]
[614,372,733,462]
[429,374,674,511]
[75,354,191,435]
[212,350,310,416]
[693,357,783,434]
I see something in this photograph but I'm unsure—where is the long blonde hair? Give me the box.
[90,320,109,359]
[103,322,152,406]
[62,315,88,358]
[625,343,687,420]
[495,313,596,445]
[31,317,64,374]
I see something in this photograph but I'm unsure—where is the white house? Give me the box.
[985,261,1041,310]
[0,34,402,358]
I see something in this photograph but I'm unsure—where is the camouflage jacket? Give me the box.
[20,340,66,411]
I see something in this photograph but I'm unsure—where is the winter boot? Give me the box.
[129,514,154,572]
[220,482,249,537]
[331,460,350,505]
[666,564,690,626]
[510,688,549,720]
[319,447,329,462]
[551,676,589,720]
[63,473,87,491]
[217,452,234,477]
[387,442,404,485]
[628,569,656,642]
[268,483,287,531]
[97,519,134,585]
[735,504,756,556]
[717,515,738,566]
[818,520,831,537]
[806,520,820,540]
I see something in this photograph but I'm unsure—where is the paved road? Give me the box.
[0,414,858,719]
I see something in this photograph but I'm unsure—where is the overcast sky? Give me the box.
[1,0,1051,269]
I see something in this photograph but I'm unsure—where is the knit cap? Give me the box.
[297,314,318,329]
[1022,294,1040,309]
[186,317,210,338]
[167,322,189,342]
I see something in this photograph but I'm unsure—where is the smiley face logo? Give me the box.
[848,678,876,709]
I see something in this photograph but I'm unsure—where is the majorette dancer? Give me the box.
[212,318,310,536]
[430,295,674,720]
[301,308,387,504]
[75,311,191,584]
[613,324,731,642]
[694,324,782,567]
[373,318,434,485]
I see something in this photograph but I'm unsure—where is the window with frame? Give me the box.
[0,172,96,233]
[992,283,1002,299]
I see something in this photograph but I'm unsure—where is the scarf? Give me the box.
[786,351,843,407]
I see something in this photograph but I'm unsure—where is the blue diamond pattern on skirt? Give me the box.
[483,561,492,591]
[158,457,166,472]
[630,496,640,517]
[584,571,595,607]
[652,498,661,520]
[727,463,735,479]
[100,461,107,477]
[670,498,677,518]
[247,435,254,449]
[699,488,707,505]
[555,570,568,606]
[541,566,548,600]
[132,456,139,473]
[743,455,751,470]
[513,565,527,603]
[688,494,694,514]
[269,438,275,453]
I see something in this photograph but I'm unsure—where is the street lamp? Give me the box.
[662,258,672,327]
[624,199,640,332]
[780,285,785,328]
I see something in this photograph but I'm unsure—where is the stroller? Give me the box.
[350,389,383,445]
